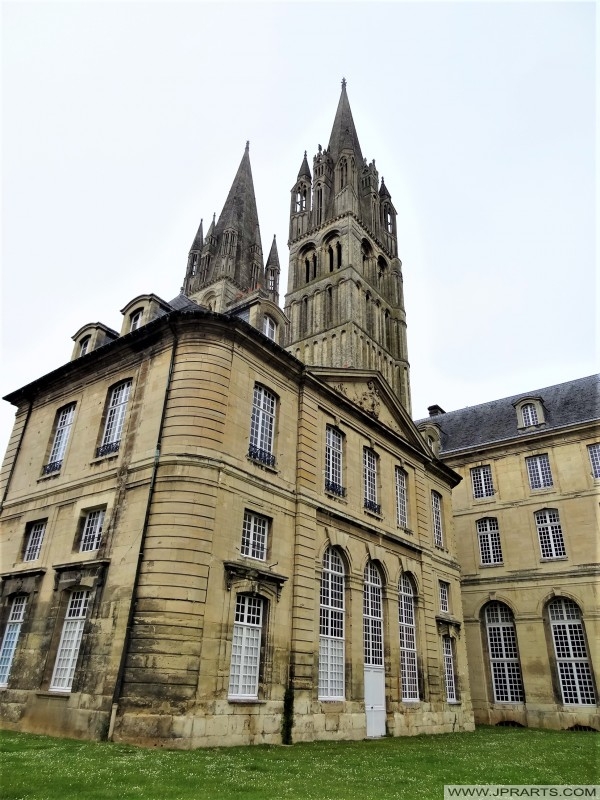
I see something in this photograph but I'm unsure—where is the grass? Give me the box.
[0,726,597,800]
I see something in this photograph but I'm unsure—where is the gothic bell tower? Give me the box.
[283,80,411,412]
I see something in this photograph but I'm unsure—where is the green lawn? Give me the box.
[1,727,597,800]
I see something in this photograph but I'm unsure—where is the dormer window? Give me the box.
[129,309,143,332]
[79,336,91,357]
[514,397,545,429]
[521,403,538,427]
[263,315,276,341]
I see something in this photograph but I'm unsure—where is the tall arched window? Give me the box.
[363,562,383,667]
[399,574,419,700]
[521,403,538,427]
[547,598,596,705]
[484,602,524,702]
[315,185,323,225]
[319,547,345,699]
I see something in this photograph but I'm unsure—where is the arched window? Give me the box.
[399,574,419,700]
[319,547,345,699]
[521,403,538,427]
[363,562,383,667]
[484,602,524,702]
[79,336,91,357]
[129,309,143,332]
[328,246,334,272]
[316,185,323,225]
[547,598,596,705]
[336,242,342,268]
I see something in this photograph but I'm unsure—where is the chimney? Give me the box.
[428,404,446,417]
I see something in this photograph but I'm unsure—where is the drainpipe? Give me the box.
[108,321,179,740]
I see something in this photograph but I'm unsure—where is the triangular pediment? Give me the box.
[307,367,432,457]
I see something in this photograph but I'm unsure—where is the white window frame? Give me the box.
[319,548,345,700]
[363,448,379,513]
[588,443,600,479]
[363,562,383,667]
[241,511,268,561]
[79,336,90,357]
[521,403,539,427]
[477,518,503,565]
[0,596,27,687]
[129,309,143,332]
[395,467,408,528]
[548,598,596,705]
[485,602,524,703]
[228,594,264,700]
[99,380,132,452]
[431,491,444,548]
[439,581,450,614]
[262,315,276,341]
[399,574,419,701]
[526,454,553,490]
[50,590,90,692]
[24,520,46,562]
[471,465,494,499]
[45,403,76,472]
[325,426,344,496]
[535,509,566,559]
[249,384,276,466]
[443,636,458,702]
[80,509,105,553]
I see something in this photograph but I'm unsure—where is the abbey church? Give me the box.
[0,82,596,746]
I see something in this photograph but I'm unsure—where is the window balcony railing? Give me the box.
[364,498,381,515]
[325,479,346,497]
[96,440,121,458]
[248,444,276,468]
[42,460,62,475]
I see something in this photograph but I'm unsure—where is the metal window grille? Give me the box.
[439,582,450,613]
[471,465,494,499]
[228,595,264,699]
[248,384,276,466]
[432,492,444,548]
[363,562,383,667]
[50,590,90,692]
[399,574,419,701]
[241,511,268,561]
[535,509,566,559]
[80,509,105,553]
[548,598,596,705]
[0,596,27,686]
[395,468,408,527]
[363,448,379,513]
[477,518,503,565]
[526,454,553,489]
[319,548,345,699]
[443,636,457,702]
[46,403,76,472]
[24,521,46,562]
[588,444,600,479]
[485,602,525,703]
[262,315,276,340]
[99,380,132,452]
[521,403,538,427]
[325,427,344,496]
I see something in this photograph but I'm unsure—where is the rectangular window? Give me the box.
[50,590,90,692]
[443,636,457,702]
[325,426,344,496]
[477,518,503,565]
[241,511,268,561]
[471,465,494,499]
[248,384,276,467]
[0,596,27,686]
[588,443,600,479]
[399,575,419,701]
[439,581,450,614]
[363,448,380,514]
[432,491,444,548]
[526,454,553,490]
[228,595,263,699]
[44,403,76,474]
[98,380,132,457]
[80,509,105,553]
[262,315,276,340]
[24,521,46,562]
[395,468,408,528]
[535,509,566,559]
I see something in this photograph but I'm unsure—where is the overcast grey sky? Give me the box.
[1,1,596,454]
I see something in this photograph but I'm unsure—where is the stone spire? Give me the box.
[297,151,311,181]
[327,78,363,165]
[189,218,204,252]
[265,234,280,301]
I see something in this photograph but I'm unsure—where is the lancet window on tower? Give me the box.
[315,185,323,225]
[339,158,348,190]
[382,204,394,235]
[295,185,307,213]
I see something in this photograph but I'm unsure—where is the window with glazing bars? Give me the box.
[0,596,27,686]
[548,598,596,705]
[526,454,553,489]
[80,509,105,552]
[45,403,76,473]
[325,427,344,496]
[395,468,408,528]
[588,444,600,479]
[477,518,503,565]
[443,636,457,702]
[50,590,90,692]
[439,581,450,613]
[319,547,345,699]
[363,448,379,513]
[228,594,264,699]
[99,380,132,455]
[535,509,566,559]
[262,315,276,341]
[24,521,46,562]
[471,465,494,499]
[241,511,268,561]
[485,602,524,703]
[399,574,419,701]
[521,403,538,427]
[431,491,444,548]
[363,562,383,667]
[249,384,276,466]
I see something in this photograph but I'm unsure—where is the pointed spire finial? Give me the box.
[245,140,250,152]
[341,77,347,89]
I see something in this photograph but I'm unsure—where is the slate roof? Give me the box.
[416,375,600,454]
[168,293,202,311]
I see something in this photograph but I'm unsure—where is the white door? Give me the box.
[364,666,386,737]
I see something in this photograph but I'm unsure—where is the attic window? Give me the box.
[514,398,545,429]
[79,336,91,357]
[129,309,143,332]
